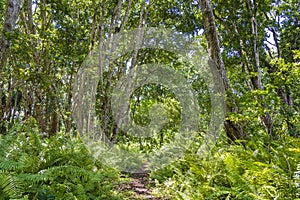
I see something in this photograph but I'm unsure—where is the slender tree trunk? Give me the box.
[199,0,247,141]
[0,0,24,72]
[112,0,149,144]
[246,0,273,139]
[263,11,296,136]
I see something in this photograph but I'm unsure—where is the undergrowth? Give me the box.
[151,134,300,200]
[0,118,123,200]
[1,117,299,200]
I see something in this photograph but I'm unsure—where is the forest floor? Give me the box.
[118,172,162,199]
[117,163,167,199]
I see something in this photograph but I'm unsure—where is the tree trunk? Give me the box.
[0,0,24,72]
[199,0,247,141]
[246,0,273,138]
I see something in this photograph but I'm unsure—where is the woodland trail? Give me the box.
[118,162,167,199]
[118,172,160,199]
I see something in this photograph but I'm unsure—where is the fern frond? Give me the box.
[0,158,25,171]
[0,170,22,199]
[294,163,300,198]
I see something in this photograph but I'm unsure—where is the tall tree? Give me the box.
[0,0,23,72]
[199,0,247,141]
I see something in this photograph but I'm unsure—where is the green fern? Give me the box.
[295,163,300,199]
[153,135,300,199]
[0,170,22,199]
[0,158,25,171]
[0,123,123,199]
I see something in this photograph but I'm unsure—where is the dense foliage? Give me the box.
[0,118,122,199]
[0,0,299,199]
[152,134,300,199]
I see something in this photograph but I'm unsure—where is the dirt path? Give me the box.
[118,172,166,200]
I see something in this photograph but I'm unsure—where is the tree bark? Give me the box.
[199,0,247,141]
[0,0,24,72]
[112,0,149,144]
[246,0,273,139]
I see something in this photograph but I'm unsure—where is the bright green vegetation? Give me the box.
[152,135,300,199]
[0,119,123,199]
[1,122,299,199]
[1,0,300,199]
